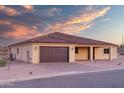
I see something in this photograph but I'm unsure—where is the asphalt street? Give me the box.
[1,69,124,88]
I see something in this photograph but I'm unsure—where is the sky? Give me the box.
[0,5,123,46]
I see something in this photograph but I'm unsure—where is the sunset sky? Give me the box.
[0,5,123,46]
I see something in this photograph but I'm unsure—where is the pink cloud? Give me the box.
[44,6,111,34]
[0,6,111,40]
[0,19,11,25]
[22,5,34,12]
[0,5,21,16]
[65,6,111,25]
[44,8,62,16]
[5,24,39,38]
[0,19,39,39]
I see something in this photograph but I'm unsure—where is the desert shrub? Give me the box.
[0,59,7,67]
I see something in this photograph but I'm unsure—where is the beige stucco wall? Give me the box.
[10,43,76,64]
[32,43,76,63]
[75,47,88,60]
[32,45,40,64]
[10,43,118,64]
[10,45,33,63]
[69,46,75,62]
[94,47,109,60]
[94,46,117,60]
[111,46,117,59]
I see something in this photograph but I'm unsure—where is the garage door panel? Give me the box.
[40,46,69,62]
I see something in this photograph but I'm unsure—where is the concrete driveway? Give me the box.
[0,55,124,83]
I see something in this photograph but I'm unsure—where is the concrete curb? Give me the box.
[0,68,124,84]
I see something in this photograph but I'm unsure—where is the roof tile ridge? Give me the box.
[48,35,76,43]
[63,33,118,46]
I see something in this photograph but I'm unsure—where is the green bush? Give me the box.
[0,60,7,67]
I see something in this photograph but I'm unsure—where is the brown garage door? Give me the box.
[40,46,69,62]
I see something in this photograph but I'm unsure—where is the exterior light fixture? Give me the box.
[34,46,37,50]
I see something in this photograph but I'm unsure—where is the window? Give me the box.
[104,48,110,54]
[75,47,79,54]
[17,48,19,54]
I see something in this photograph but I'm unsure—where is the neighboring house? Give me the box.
[8,32,118,64]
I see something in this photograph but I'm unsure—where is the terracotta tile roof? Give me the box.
[9,32,118,46]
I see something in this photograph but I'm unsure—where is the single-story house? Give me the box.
[8,32,118,64]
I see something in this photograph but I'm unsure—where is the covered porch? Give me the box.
[74,46,113,62]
